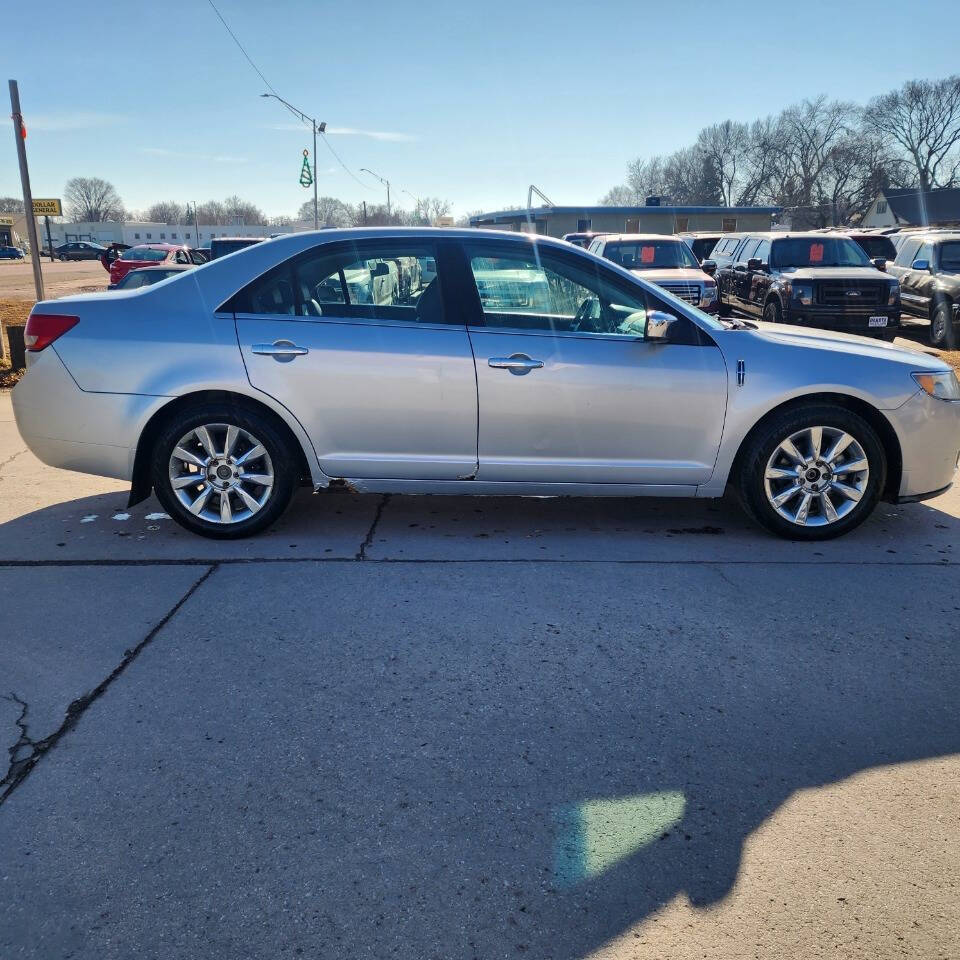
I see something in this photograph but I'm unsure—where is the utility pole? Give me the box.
[361,168,391,218]
[189,201,200,246]
[8,79,44,301]
[260,93,325,230]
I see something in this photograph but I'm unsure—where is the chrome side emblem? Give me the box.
[737,359,745,386]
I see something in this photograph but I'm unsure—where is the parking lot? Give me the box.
[2,380,959,958]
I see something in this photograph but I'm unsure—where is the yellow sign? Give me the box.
[32,198,62,216]
[0,215,14,226]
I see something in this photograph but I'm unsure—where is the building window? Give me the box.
[877,201,887,214]
[171,232,177,239]
[675,216,689,232]
[722,218,737,232]
[160,232,166,239]
[146,233,152,239]
[186,232,191,240]
[134,233,140,239]
[576,218,592,232]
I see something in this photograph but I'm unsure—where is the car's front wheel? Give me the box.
[762,299,782,324]
[737,404,886,540]
[930,302,956,349]
[150,404,297,539]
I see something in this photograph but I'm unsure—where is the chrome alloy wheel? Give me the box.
[763,426,870,527]
[167,423,274,525]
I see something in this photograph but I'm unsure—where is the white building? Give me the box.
[45,220,282,248]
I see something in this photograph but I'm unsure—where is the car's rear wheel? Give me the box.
[58,254,67,262]
[150,404,297,539]
[737,404,886,540]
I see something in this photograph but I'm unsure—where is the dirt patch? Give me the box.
[0,259,108,300]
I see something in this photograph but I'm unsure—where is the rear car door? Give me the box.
[731,238,759,311]
[231,238,478,480]
[460,239,728,486]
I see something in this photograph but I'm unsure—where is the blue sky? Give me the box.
[3,0,959,219]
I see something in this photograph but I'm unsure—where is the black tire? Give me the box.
[58,254,67,262]
[737,403,886,541]
[150,402,297,539]
[762,299,782,324]
[930,302,955,349]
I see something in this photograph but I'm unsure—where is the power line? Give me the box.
[205,0,373,193]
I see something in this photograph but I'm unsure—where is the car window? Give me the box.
[939,241,960,272]
[855,236,897,260]
[120,271,150,289]
[124,247,169,262]
[894,238,922,267]
[232,241,448,325]
[916,242,934,265]
[464,242,679,339]
[737,239,760,262]
[754,239,771,264]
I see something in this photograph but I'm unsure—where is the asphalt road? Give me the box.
[1,391,959,959]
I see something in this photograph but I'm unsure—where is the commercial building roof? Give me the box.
[470,204,781,224]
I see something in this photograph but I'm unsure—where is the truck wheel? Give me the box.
[930,302,956,349]
[763,299,782,324]
[737,404,885,541]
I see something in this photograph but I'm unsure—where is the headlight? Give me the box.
[701,280,717,303]
[791,281,814,305]
[888,281,900,306]
[913,371,960,401]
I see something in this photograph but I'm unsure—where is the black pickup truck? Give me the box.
[713,232,901,340]
[886,231,960,347]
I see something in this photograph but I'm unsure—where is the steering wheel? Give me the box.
[572,296,601,332]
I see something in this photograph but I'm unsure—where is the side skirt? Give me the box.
[326,478,701,498]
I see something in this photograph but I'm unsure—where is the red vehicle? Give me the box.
[108,243,201,285]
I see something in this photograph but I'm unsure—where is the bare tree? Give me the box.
[146,201,186,224]
[696,121,751,205]
[863,75,960,191]
[64,177,125,222]
[598,184,636,205]
[223,195,266,226]
[195,200,226,224]
[411,197,451,224]
[299,197,355,228]
[0,197,25,214]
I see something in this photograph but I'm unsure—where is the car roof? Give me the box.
[597,233,688,243]
[124,242,185,252]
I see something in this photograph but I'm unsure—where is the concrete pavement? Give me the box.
[1,391,959,959]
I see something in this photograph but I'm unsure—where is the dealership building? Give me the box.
[469,201,780,238]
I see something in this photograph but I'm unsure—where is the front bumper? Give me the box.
[888,389,960,500]
[783,304,901,336]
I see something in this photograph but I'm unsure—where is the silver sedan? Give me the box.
[12,228,960,539]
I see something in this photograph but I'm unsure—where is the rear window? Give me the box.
[123,247,169,262]
[770,237,870,268]
[852,235,896,261]
[602,240,699,270]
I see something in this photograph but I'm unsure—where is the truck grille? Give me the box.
[817,281,884,306]
[659,282,701,305]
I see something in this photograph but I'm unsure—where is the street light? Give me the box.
[401,188,424,222]
[360,168,391,217]
[261,93,326,230]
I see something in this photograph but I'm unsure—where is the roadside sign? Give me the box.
[0,215,14,226]
[32,198,62,216]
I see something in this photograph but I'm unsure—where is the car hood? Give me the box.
[777,266,889,281]
[745,319,952,371]
[629,267,706,283]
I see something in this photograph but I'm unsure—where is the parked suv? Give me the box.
[588,234,718,313]
[714,232,900,339]
[887,232,960,347]
[677,232,721,263]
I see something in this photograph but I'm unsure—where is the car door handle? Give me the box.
[488,355,544,375]
[252,340,309,362]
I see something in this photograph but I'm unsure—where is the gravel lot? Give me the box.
[1,390,959,959]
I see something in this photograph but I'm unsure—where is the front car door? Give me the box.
[890,238,925,316]
[230,237,478,480]
[459,239,728,486]
[731,238,759,312]
[744,238,772,316]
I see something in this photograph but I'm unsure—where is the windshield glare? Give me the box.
[939,241,960,272]
[771,237,870,268]
[605,240,699,270]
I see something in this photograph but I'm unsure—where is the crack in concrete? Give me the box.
[0,448,26,476]
[356,494,390,561]
[0,563,218,806]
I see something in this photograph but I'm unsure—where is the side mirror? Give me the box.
[372,262,390,277]
[871,257,887,271]
[645,310,684,343]
[701,259,717,276]
[747,257,764,271]
[911,258,931,272]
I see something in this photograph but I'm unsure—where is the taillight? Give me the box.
[23,312,79,352]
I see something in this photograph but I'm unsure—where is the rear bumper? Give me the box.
[12,347,165,482]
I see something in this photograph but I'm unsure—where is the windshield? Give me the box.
[939,241,960,272]
[123,247,169,262]
[604,240,699,270]
[770,237,870,268]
